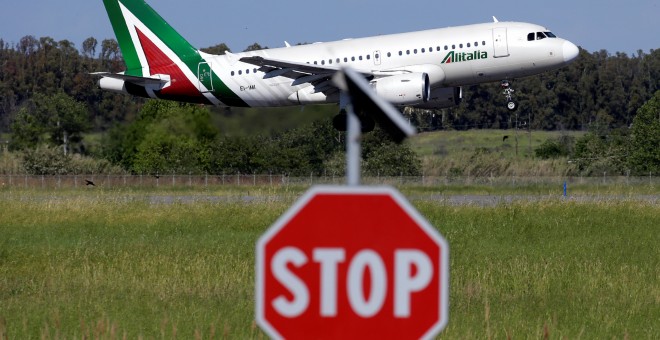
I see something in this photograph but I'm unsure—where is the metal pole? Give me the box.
[346,105,361,186]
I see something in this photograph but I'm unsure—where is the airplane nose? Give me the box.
[562,41,579,63]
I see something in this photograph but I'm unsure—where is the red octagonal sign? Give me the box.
[256,186,449,339]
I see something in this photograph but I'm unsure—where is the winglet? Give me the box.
[492,16,499,23]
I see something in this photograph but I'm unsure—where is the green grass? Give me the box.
[408,130,586,177]
[410,130,585,159]
[0,189,658,338]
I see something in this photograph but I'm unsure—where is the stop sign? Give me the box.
[256,186,449,339]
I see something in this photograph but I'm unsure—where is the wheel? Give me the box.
[507,101,518,111]
[332,112,347,131]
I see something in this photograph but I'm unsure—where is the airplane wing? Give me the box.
[239,56,373,88]
[90,72,170,86]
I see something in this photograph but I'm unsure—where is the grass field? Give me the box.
[408,130,586,177]
[0,188,658,339]
[409,130,585,159]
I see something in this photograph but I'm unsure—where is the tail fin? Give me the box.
[102,0,199,77]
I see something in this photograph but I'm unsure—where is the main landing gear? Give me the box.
[332,109,376,133]
[501,80,518,111]
[334,91,376,133]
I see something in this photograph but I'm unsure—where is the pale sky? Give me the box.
[1,0,657,55]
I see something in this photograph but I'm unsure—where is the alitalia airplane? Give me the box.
[95,0,579,131]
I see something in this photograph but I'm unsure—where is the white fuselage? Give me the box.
[201,21,578,107]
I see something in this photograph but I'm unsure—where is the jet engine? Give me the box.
[370,73,430,106]
[413,86,462,109]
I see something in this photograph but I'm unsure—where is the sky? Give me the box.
[1,0,657,56]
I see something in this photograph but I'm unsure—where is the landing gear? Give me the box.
[333,111,347,131]
[332,110,375,133]
[507,101,518,111]
[501,80,518,111]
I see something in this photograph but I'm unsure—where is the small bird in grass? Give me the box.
[503,135,509,142]
[85,180,95,186]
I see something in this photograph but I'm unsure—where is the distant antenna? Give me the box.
[492,16,499,23]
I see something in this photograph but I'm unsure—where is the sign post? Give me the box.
[256,68,448,339]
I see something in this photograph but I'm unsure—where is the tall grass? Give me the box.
[410,130,585,177]
[0,190,657,338]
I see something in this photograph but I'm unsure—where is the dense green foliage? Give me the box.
[629,90,660,174]
[103,100,420,176]
[2,36,658,133]
[1,36,659,175]
[558,90,660,175]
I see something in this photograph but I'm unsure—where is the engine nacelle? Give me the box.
[98,77,130,94]
[413,86,462,109]
[370,73,430,106]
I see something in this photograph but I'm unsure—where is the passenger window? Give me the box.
[444,45,448,50]
[459,44,463,48]
[359,56,363,60]
[406,50,410,55]
[336,58,340,63]
[351,56,355,61]
[421,48,425,53]
[238,70,242,75]
[414,49,418,54]
[475,41,478,46]
[467,43,471,48]
[387,52,391,57]
[366,55,371,60]
[231,71,235,76]
[452,44,455,49]
[246,69,250,74]
[399,51,403,56]
[344,57,348,62]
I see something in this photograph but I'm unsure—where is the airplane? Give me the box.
[95,0,579,132]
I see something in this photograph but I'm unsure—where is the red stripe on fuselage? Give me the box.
[135,28,202,98]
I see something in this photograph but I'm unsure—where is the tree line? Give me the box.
[0,36,658,176]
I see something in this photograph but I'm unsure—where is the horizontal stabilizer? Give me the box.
[90,72,170,86]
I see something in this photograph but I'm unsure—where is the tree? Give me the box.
[82,37,98,58]
[628,90,660,174]
[10,92,89,155]
[105,100,219,174]
[243,43,267,52]
[201,43,231,55]
[362,128,422,176]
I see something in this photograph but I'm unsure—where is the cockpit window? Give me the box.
[529,31,557,41]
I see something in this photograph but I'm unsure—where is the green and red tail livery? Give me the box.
[100,0,248,106]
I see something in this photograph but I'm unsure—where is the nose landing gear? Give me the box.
[501,80,518,111]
